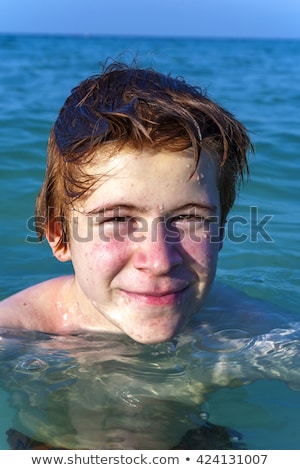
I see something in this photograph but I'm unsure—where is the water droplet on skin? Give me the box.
[18,357,47,371]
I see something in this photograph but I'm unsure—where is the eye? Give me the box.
[171,214,206,224]
[101,216,139,229]
[104,215,144,230]
[89,213,132,224]
[168,214,215,232]
[105,216,130,223]
[178,214,205,221]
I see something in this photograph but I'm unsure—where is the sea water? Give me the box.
[0,34,300,449]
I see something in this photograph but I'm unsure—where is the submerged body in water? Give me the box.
[1,283,300,450]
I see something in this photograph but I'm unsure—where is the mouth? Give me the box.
[119,285,192,306]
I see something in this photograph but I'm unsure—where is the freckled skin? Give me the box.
[0,147,223,343]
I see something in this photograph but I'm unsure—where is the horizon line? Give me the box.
[1,31,300,41]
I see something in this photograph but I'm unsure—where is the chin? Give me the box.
[125,320,185,345]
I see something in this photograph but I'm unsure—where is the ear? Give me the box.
[46,218,71,262]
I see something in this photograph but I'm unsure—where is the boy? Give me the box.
[1,62,298,450]
[0,62,252,342]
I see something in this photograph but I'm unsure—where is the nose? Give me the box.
[131,218,183,275]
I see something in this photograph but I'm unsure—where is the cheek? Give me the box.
[181,237,220,267]
[84,240,132,274]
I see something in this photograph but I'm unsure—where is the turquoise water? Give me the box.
[0,34,300,449]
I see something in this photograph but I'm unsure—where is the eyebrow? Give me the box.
[173,203,218,214]
[84,202,218,216]
[85,204,147,216]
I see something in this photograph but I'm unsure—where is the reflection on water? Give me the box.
[1,322,300,449]
[191,328,253,353]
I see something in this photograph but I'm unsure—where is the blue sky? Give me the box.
[0,0,299,38]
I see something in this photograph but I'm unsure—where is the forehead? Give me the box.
[80,146,220,212]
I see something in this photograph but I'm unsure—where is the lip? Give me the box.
[119,285,191,306]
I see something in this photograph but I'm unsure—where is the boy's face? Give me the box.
[57,146,222,344]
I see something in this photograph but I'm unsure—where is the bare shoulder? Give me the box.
[0,276,74,331]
